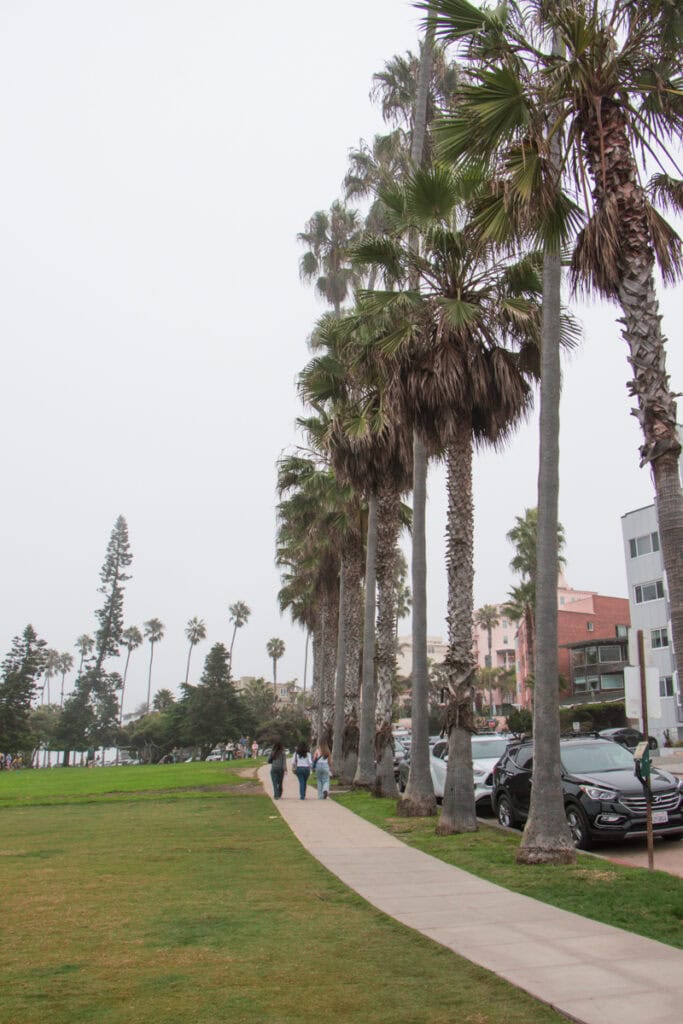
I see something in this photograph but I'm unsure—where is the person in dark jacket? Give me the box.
[268,741,287,799]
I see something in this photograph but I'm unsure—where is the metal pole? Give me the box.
[637,629,655,872]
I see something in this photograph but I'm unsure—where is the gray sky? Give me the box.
[1,1,681,713]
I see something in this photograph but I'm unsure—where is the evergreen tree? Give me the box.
[0,625,47,753]
[94,516,133,674]
[180,643,240,757]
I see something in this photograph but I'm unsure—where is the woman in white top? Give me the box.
[292,742,313,799]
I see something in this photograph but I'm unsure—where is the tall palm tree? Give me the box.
[266,637,286,696]
[355,160,550,831]
[74,634,94,675]
[57,652,74,707]
[228,602,250,676]
[143,619,165,714]
[184,616,207,684]
[474,605,500,671]
[298,201,364,316]
[428,0,683,715]
[505,509,566,692]
[42,649,60,706]
[119,625,143,725]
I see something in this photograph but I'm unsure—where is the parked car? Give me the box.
[598,727,658,751]
[492,737,683,849]
[392,738,409,782]
[398,733,511,805]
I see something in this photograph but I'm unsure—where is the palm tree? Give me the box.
[228,602,250,677]
[298,201,364,316]
[266,638,286,696]
[474,605,501,710]
[427,0,683,723]
[42,649,60,706]
[277,454,343,746]
[505,509,566,693]
[355,158,550,831]
[184,616,207,684]
[143,619,165,714]
[74,634,94,675]
[119,625,143,725]
[57,652,74,707]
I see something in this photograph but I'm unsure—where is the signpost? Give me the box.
[635,631,655,872]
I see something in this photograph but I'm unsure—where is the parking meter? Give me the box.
[633,740,651,787]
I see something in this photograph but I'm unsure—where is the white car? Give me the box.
[429,734,512,805]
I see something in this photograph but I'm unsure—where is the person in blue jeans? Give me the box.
[268,741,287,799]
[292,742,313,799]
[313,741,332,799]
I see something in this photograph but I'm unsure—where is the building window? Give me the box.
[560,597,565,605]
[660,676,675,697]
[635,580,665,604]
[600,673,624,690]
[573,650,585,668]
[651,628,669,649]
[574,676,599,693]
[599,645,625,663]
[585,646,598,665]
[502,618,508,628]
[503,636,508,644]
[587,621,594,632]
[616,625,628,638]
[629,532,660,558]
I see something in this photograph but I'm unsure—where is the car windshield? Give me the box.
[561,742,635,774]
[471,738,509,760]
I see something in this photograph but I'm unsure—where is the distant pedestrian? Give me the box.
[313,741,332,799]
[251,740,259,759]
[226,741,235,760]
[292,742,313,799]
[268,741,287,799]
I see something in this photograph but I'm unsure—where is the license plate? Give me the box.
[652,810,669,824]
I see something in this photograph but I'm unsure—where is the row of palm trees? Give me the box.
[49,601,269,721]
[277,0,682,862]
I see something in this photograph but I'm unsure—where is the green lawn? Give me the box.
[335,790,683,949]
[2,766,565,1024]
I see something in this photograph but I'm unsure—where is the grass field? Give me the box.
[1,766,566,1024]
[335,790,683,949]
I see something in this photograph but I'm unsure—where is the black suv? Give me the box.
[492,737,683,849]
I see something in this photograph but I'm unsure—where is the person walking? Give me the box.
[313,741,332,799]
[292,742,313,799]
[268,741,287,799]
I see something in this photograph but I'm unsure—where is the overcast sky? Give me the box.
[1,1,681,714]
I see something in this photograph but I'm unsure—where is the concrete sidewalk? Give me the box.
[259,765,683,1024]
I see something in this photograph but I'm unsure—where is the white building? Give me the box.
[621,503,683,742]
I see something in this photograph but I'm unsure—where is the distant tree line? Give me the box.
[0,516,303,763]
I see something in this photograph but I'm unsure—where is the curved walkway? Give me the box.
[258,766,683,1024]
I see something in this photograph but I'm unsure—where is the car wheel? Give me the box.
[496,794,517,829]
[565,804,592,850]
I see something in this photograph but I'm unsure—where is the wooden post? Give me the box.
[637,629,655,872]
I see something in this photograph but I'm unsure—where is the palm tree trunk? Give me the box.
[303,630,309,692]
[354,491,378,788]
[332,563,347,778]
[374,485,400,798]
[581,98,683,711]
[146,643,155,714]
[185,643,193,685]
[397,20,437,818]
[399,434,436,816]
[322,585,338,745]
[518,130,575,861]
[438,427,477,835]
[341,534,363,783]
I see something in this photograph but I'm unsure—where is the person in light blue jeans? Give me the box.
[313,741,331,799]
[292,743,313,799]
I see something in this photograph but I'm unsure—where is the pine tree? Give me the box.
[94,516,133,674]
[0,625,48,752]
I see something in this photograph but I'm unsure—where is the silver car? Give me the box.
[428,734,513,805]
